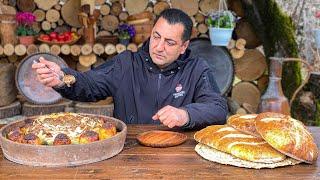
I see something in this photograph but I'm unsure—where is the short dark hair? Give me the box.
[156,8,193,42]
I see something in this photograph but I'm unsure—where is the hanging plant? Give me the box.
[206,0,237,46]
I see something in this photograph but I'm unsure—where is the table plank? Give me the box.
[0,125,319,179]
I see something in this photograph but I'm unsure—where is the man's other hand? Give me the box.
[32,57,64,87]
[152,105,189,128]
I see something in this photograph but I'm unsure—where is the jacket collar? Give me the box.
[140,39,191,75]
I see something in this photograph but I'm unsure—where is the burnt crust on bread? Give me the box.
[195,143,300,169]
[227,114,261,137]
[255,112,318,164]
[194,125,286,163]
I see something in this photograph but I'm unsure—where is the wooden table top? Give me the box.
[0,125,319,179]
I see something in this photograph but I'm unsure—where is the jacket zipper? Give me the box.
[156,73,162,110]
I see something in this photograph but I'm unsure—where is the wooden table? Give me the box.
[0,125,319,179]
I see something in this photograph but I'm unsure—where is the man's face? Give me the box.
[149,17,189,69]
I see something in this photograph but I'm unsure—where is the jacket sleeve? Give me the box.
[54,51,130,102]
[182,68,228,130]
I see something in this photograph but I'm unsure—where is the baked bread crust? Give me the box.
[227,114,261,137]
[255,112,318,163]
[195,143,300,169]
[194,125,286,163]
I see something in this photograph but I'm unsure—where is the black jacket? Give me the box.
[55,40,228,129]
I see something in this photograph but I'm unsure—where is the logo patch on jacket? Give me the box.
[173,84,185,98]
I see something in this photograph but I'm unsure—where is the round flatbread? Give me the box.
[255,112,318,164]
[195,143,300,169]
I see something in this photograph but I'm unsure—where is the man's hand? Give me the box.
[32,57,64,87]
[152,105,189,128]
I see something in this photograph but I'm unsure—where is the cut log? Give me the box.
[191,27,199,39]
[0,14,17,45]
[96,30,112,37]
[8,54,18,63]
[234,49,267,81]
[171,0,198,16]
[236,107,247,115]
[257,74,268,93]
[125,0,148,15]
[110,2,122,16]
[199,0,219,15]
[70,44,81,56]
[0,101,21,119]
[116,43,126,54]
[0,64,17,107]
[100,4,110,15]
[194,13,205,24]
[81,44,93,55]
[0,4,16,14]
[227,39,236,50]
[105,43,116,55]
[54,4,61,10]
[228,0,245,17]
[17,0,35,12]
[133,33,150,44]
[57,18,64,26]
[127,43,138,52]
[3,44,14,56]
[14,44,26,56]
[26,44,38,55]
[39,43,50,53]
[235,38,246,50]
[51,22,57,29]
[34,0,59,11]
[153,1,170,16]
[95,0,106,6]
[231,81,261,112]
[61,0,82,28]
[50,44,60,55]
[119,11,129,22]
[22,101,72,116]
[75,102,114,116]
[197,23,208,34]
[46,9,60,23]
[0,58,9,64]
[32,22,41,33]
[133,21,153,34]
[76,62,91,72]
[101,15,119,32]
[79,53,96,67]
[242,102,256,114]
[60,44,71,55]
[0,45,3,55]
[235,19,262,49]
[230,48,244,59]
[93,43,105,55]
[33,9,46,22]
[41,20,51,31]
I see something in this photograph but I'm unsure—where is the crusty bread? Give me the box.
[227,114,261,137]
[255,112,319,164]
[195,143,301,169]
[194,125,286,163]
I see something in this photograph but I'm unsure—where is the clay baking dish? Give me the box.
[0,114,127,167]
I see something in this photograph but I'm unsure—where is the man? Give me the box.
[32,8,228,130]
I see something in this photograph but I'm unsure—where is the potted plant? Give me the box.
[117,24,135,46]
[15,12,37,46]
[314,10,320,48]
[206,11,236,46]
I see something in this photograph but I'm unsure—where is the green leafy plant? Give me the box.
[206,11,236,29]
[15,12,37,36]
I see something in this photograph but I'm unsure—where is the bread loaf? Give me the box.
[227,114,261,137]
[194,125,286,163]
[255,112,319,164]
[195,143,300,169]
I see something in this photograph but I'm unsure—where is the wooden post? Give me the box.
[79,1,100,45]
